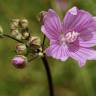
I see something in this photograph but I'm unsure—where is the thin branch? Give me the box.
[3,34,23,43]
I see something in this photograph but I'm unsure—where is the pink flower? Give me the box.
[41,6,96,67]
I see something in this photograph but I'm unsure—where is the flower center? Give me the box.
[59,31,79,45]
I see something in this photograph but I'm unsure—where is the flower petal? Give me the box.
[69,47,96,67]
[45,44,69,61]
[79,32,96,47]
[41,9,62,40]
[62,6,93,32]
[78,17,96,46]
[67,39,79,52]
[79,28,93,41]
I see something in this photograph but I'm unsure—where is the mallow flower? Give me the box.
[41,6,96,67]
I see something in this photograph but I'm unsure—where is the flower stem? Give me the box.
[3,34,23,43]
[41,55,54,96]
[42,35,46,50]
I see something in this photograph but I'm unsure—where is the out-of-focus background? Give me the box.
[0,0,96,96]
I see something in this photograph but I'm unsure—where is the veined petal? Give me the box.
[62,7,78,32]
[79,28,93,41]
[41,9,62,40]
[41,26,58,40]
[62,6,93,32]
[79,32,96,47]
[77,16,96,46]
[79,17,96,41]
[81,48,96,60]
[69,47,96,67]
[67,39,79,52]
[69,50,86,67]
[45,44,69,61]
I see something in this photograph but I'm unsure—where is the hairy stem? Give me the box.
[41,55,54,96]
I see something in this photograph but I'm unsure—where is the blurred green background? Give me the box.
[0,0,96,96]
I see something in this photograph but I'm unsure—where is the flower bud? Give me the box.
[11,29,19,36]
[11,29,22,40]
[37,11,47,24]
[12,55,27,68]
[20,19,28,28]
[16,43,27,55]
[16,33,22,40]
[10,19,19,29]
[28,36,41,46]
[22,31,30,40]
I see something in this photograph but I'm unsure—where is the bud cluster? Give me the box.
[10,19,30,40]
[0,18,43,69]
[10,19,42,69]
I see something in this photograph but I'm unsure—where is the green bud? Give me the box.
[15,33,22,40]
[28,36,41,46]
[11,19,20,29]
[37,11,47,24]
[11,29,19,36]
[22,31,30,40]
[20,19,28,28]
[11,29,22,40]
[16,43,27,55]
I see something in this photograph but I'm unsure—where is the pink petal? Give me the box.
[62,6,93,32]
[45,44,69,61]
[67,39,79,52]
[79,32,96,47]
[78,17,96,46]
[41,9,62,40]
[79,17,96,41]
[69,47,96,67]
[79,28,93,41]
[93,17,96,22]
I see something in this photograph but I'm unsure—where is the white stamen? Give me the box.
[65,32,72,40]
[59,31,79,45]
[65,31,79,42]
